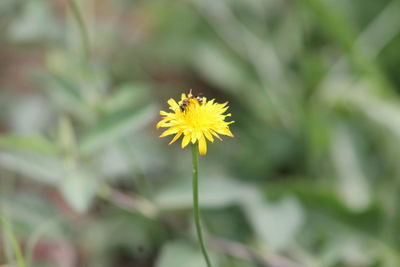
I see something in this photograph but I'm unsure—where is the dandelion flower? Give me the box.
[157,91,234,155]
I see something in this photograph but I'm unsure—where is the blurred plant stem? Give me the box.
[68,0,90,60]
[98,184,158,219]
[191,143,213,267]
[98,184,304,266]
[212,239,302,267]
[0,216,26,267]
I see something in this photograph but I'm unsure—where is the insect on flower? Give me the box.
[157,90,234,155]
[180,94,203,112]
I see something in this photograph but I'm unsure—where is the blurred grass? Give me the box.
[0,215,26,267]
[1,0,400,266]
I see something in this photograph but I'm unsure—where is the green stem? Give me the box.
[191,143,213,267]
[0,216,26,267]
[68,0,91,60]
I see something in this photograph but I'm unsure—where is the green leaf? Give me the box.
[0,150,99,213]
[8,0,59,42]
[193,43,248,92]
[45,74,94,122]
[0,135,58,155]
[79,104,156,155]
[242,196,304,250]
[300,0,355,51]
[156,241,206,267]
[2,194,60,230]
[0,151,64,184]
[47,75,83,104]
[105,83,151,113]
[59,167,99,213]
[348,91,400,139]
[330,124,371,211]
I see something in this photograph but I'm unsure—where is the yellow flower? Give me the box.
[157,91,234,155]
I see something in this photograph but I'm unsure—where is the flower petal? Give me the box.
[191,131,198,144]
[210,129,222,141]
[198,134,207,155]
[167,98,179,110]
[181,134,191,148]
[156,119,168,129]
[203,130,214,142]
[157,92,234,154]
[160,127,179,137]
[218,127,234,137]
[169,132,182,145]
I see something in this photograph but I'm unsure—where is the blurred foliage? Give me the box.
[1,0,400,266]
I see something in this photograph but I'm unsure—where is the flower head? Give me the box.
[157,91,234,155]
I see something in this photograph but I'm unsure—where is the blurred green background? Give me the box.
[1,0,400,266]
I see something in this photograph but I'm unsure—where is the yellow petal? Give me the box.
[167,98,179,110]
[191,132,197,144]
[156,118,172,128]
[210,129,222,141]
[203,130,214,142]
[219,107,229,113]
[160,127,179,137]
[196,130,202,140]
[157,92,234,153]
[198,134,207,155]
[218,127,234,137]
[156,120,165,129]
[181,134,191,148]
[169,132,182,145]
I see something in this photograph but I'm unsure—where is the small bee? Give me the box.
[195,96,203,104]
[179,95,203,112]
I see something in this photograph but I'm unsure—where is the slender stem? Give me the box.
[0,216,26,267]
[68,0,91,60]
[191,143,213,267]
